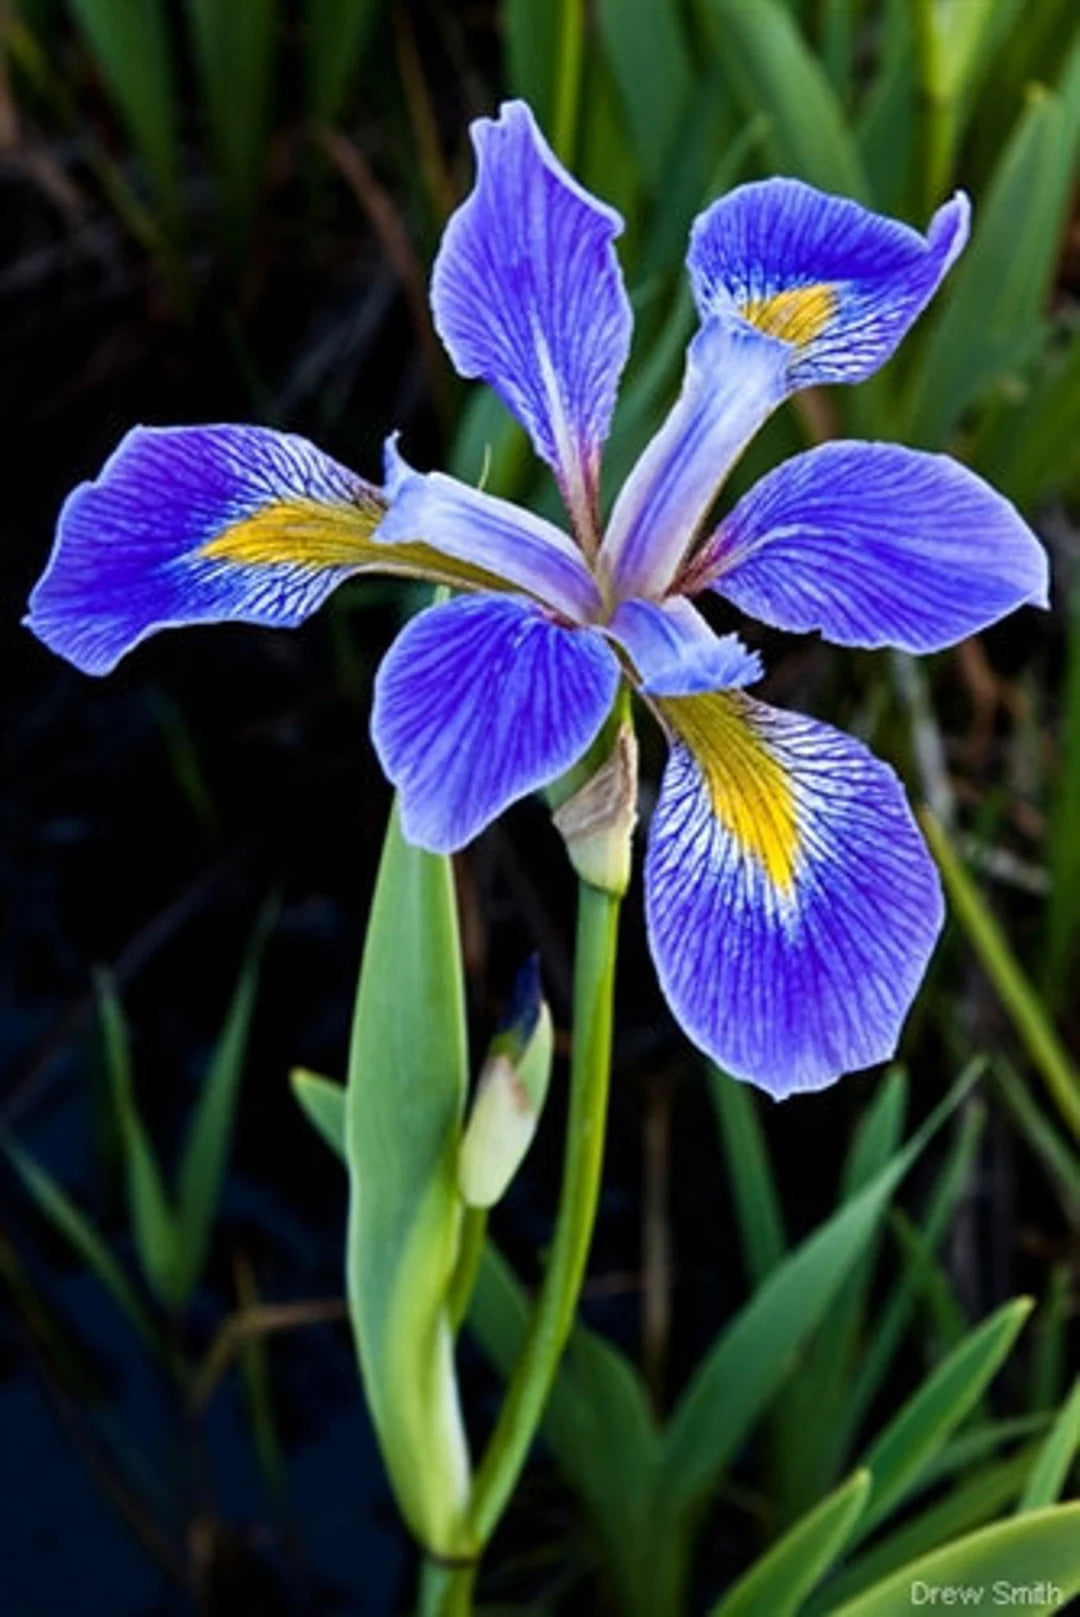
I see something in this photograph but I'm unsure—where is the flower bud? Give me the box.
[459,960,553,1208]
[553,721,638,895]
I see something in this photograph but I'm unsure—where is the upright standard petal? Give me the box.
[645,692,942,1098]
[431,101,632,542]
[607,596,762,695]
[600,319,790,600]
[690,441,1049,652]
[375,457,601,623]
[27,425,411,675]
[688,179,969,387]
[371,593,620,853]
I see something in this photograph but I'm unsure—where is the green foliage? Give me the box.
[709,1471,871,1617]
[344,803,472,1557]
[184,0,277,256]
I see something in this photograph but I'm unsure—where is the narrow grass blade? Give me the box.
[710,1470,871,1617]
[813,1451,1035,1612]
[184,0,277,254]
[305,0,378,124]
[96,972,179,1309]
[596,0,693,190]
[1019,1379,1080,1512]
[828,1503,1080,1617]
[69,0,180,225]
[907,78,1076,447]
[171,905,273,1307]
[920,811,1080,1143]
[345,804,471,1557]
[695,0,869,197]
[992,1059,1080,1227]
[290,1069,346,1160]
[2,1135,160,1354]
[660,1062,981,1518]
[856,0,916,212]
[855,1297,1033,1537]
[708,1065,786,1287]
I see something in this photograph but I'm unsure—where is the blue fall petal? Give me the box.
[371,592,620,852]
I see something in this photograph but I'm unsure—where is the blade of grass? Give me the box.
[69,0,180,227]
[920,810,1080,1143]
[708,1065,786,1288]
[1019,1379,1080,1512]
[184,0,277,256]
[171,904,273,1307]
[96,972,179,1309]
[1,1134,161,1354]
[854,1297,1033,1537]
[710,1470,871,1617]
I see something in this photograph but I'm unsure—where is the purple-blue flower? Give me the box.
[27,101,1048,1100]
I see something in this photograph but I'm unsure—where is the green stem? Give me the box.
[418,1559,476,1617]
[447,1205,487,1334]
[427,880,620,1617]
[473,880,619,1538]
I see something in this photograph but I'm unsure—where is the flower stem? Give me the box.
[470,878,619,1537]
[551,0,585,164]
[424,878,620,1616]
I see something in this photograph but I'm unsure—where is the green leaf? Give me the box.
[695,0,869,196]
[305,0,378,124]
[503,0,585,156]
[184,0,277,254]
[96,972,180,1308]
[596,0,694,190]
[290,1069,346,1160]
[907,81,1077,447]
[708,1065,786,1287]
[827,1502,1080,1617]
[921,811,1080,1143]
[659,1061,981,1518]
[816,1451,1035,1611]
[855,0,916,211]
[468,1242,659,1617]
[68,0,180,224]
[345,804,471,1557]
[992,1060,1080,1227]
[710,1470,871,1617]
[1,1134,160,1354]
[771,1071,910,1516]
[843,1100,986,1446]
[170,906,272,1306]
[855,1297,1033,1537]
[1019,1378,1080,1512]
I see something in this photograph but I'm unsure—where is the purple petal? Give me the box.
[688,179,969,387]
[645,692,943,1098]
[607,596,762,695]
[599,319,790,600]
[375,454,601,623]
[26,424,389,675]
[693,442,1049,652]
[371,593,620,852]
[431,101,632,541]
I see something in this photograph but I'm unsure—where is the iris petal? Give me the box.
[607,596,762,695]
[371,593,620,853]
[691,441,1049,652]
[375,454,602,623]
[25,424,476,676]
[688,178,969,387]
[430,100,632,542]
[600,319,790,600]
[645,691,943,1098]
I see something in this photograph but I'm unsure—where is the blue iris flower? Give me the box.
[27,101,1048,1099]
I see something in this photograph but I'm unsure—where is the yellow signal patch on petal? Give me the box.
[741,283,837,348]
[201,497,508,593]
[659,691,799,894]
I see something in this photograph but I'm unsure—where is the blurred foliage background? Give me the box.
[2,0,1079,1613]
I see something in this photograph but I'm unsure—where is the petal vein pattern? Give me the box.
[646,693,944,1097]
[371,593,620,853]
[431,101,632,537]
